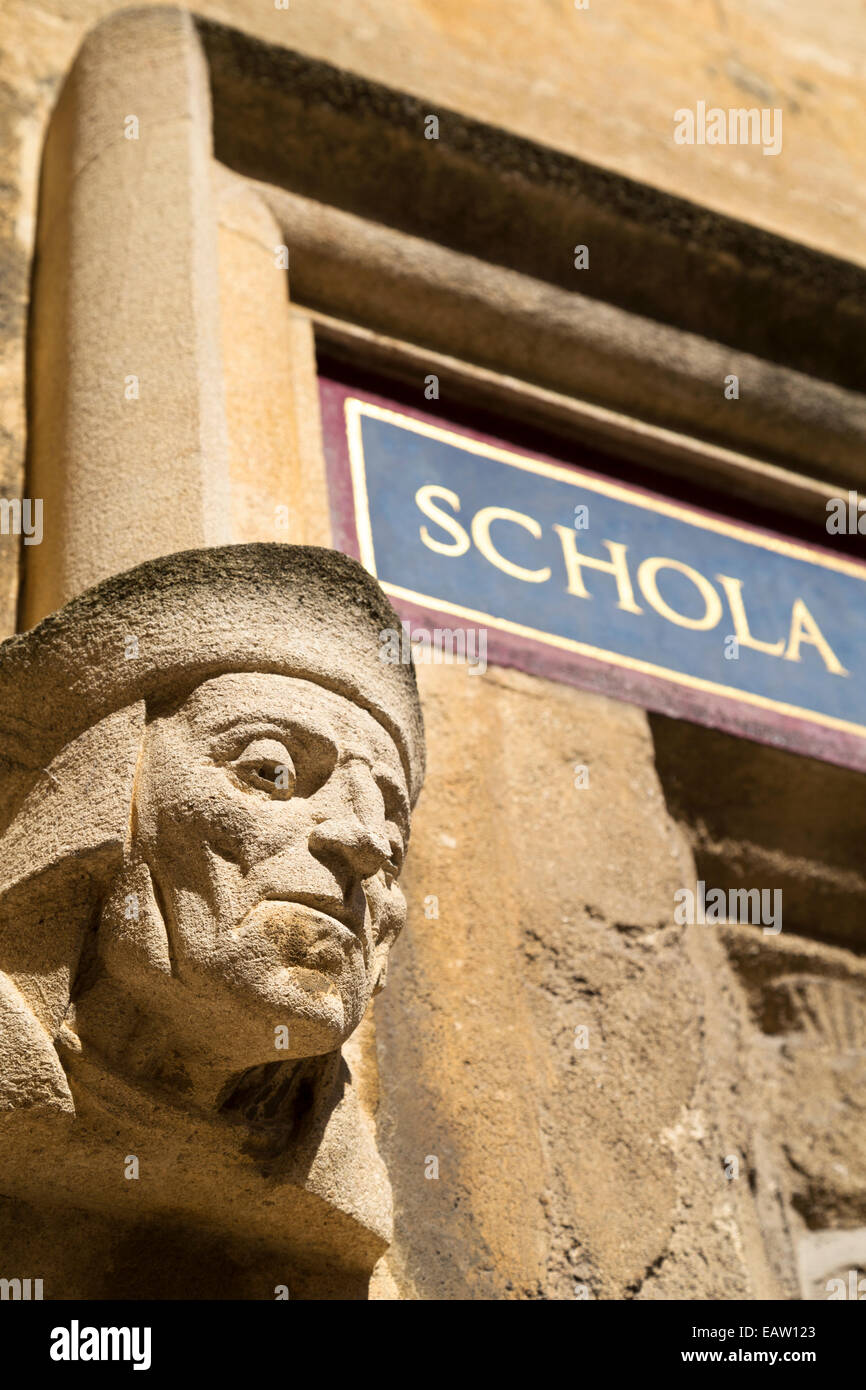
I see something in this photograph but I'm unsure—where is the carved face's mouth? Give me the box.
[236,898,362,979]
[262,894,367,939]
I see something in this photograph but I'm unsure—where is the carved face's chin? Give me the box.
[210,898,370,1056]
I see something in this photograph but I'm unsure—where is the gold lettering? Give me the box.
[415,485,470,557]
[552,528,642,613]
[784,598,848,675]
[471,506,551,583]
[716,574,785,655]
[637,557,722,631]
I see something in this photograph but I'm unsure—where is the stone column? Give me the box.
[24,7,232,626]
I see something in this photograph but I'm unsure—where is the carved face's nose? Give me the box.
[308,816,392,881]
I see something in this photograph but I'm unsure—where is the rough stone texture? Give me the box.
[374,662,780,1299]
[0,542,425,1297]
[652,715,866,1296]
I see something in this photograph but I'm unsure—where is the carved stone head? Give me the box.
[0,544,424,1117]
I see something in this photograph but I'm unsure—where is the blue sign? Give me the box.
[341,395,866,767]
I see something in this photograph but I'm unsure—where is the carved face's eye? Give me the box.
[229,738,296,798]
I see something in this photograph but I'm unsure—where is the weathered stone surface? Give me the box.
[654,717,866,1298]
[374,662,781,1299]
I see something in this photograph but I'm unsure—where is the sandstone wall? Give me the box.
[1,2,863,1299]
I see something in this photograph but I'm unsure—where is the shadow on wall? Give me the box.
[649,713,866,956]
[650,713,866,1294]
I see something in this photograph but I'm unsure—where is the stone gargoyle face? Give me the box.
[92,671,411,1080]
